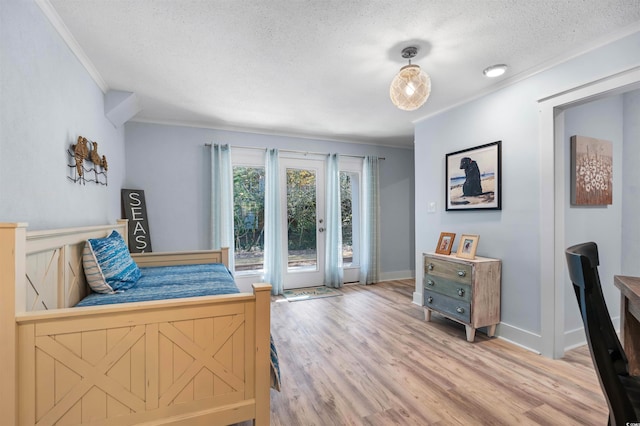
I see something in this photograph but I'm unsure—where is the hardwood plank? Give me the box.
[265,280,608,425]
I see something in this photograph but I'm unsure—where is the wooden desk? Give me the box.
[614,275,640,375]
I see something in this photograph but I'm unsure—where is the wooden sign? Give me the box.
[121,189,152,253]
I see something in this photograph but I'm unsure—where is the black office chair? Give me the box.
[565,242,640,425]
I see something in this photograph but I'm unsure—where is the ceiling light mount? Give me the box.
[390,46,431,111]
[401,46,418,60]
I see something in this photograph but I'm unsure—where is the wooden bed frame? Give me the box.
[0,220,272,426]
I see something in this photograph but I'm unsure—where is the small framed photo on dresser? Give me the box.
[456,234,480,259]
[435,232,456,255]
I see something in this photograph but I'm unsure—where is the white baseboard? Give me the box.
[495,323,542,354]
[563,315,619,352]
[379,270,414,282]
[412,291,422,306]
[563,327,587,351]
[409,298,545,355]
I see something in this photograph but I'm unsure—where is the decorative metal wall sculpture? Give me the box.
[67,136,108,185]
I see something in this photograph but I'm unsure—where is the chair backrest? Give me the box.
[565,242,636,425]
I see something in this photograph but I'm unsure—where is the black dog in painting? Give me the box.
[460,157,483,196]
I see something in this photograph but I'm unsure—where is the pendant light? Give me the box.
[389,46,431,111]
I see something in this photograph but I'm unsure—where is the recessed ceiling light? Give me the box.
[483,64,508,78]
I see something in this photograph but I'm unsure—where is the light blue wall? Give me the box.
[414,31,640,352]
[124,122,415,279]
[563,95,625,336]
[0,0,126,229]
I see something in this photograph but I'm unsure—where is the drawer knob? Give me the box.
[427,296,433,304]
[457,270,466,277]
[457,288,465,297]
[427,279,435,286]
[427,263,434,271]
[456,307,465,314]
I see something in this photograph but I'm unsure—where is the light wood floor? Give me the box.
[263,280,608,425]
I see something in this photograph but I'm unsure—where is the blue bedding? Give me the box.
[75,262,281,391]
[76,263,238,307]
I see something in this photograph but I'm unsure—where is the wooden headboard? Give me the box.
[22,220,129,312]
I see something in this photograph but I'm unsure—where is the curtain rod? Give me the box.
[204,143,385,160]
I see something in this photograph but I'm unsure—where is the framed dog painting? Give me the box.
[445,141,502,211]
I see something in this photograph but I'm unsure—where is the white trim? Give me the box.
[339,156,363,172]
[414,23,640,126]
[230,146,266,165]
[342,267,360,284]
[407,298,544,353]
[35,0,108,93]
[495,325,542,355]
[564,327,587,351]
[553,110,567,357]
[134,118,415,150]
[379,270,414,282]
[564,317,620,352]
[538,66,640,359]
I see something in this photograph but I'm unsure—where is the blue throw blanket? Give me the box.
[76,263,239,306]
[76,263,281,391]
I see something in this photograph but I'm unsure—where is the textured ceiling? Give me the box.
[46,0,640,147]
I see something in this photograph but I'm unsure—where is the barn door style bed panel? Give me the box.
[0,221,273,426]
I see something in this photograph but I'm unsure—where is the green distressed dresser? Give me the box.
[423,252,501,342]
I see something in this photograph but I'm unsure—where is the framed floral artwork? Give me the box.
[570,135,612,205]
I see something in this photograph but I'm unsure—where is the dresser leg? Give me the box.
[487,324,497,337]
[465,325,476,342]
[423,308,432,322]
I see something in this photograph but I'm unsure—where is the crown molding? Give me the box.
[35,0,108,93]
[130,117,415,150]
[414,23,640,125]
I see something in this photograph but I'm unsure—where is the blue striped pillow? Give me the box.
[83,231,141,293]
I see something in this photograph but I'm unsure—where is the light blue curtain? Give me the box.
[360,156,380,284]
[324,153,343,288]
[264,149,283,295]
[210,144,235,272]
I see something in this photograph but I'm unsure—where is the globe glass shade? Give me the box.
[389,64,431,111]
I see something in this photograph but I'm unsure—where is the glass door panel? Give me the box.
[233,165,265,273]
[287,168,318,270]
[281,157,325,289]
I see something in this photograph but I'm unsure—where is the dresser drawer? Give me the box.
[424,275,472,302]
[424,257,472,285]
[424,290,471,323]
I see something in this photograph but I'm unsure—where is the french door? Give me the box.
[232,149,361,291]
[280,157,325,289]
